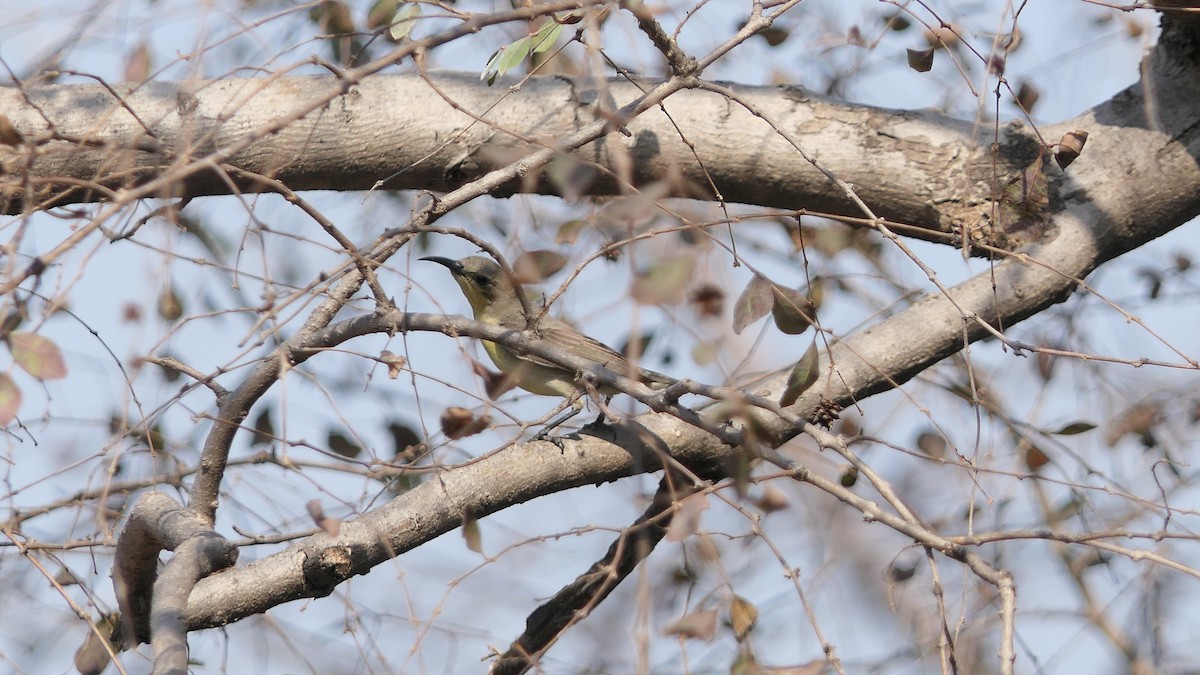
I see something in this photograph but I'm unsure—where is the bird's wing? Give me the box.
[537,315,674,387]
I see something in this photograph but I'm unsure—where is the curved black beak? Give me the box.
[419,256,463,275]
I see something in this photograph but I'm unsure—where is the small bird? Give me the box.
[422,255,674,399]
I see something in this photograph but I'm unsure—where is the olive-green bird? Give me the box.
[422,256,674,399]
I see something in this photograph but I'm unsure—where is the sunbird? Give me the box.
[422,256,674,399]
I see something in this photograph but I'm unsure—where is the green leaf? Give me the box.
[770,285,815,335]
[388,2,421,40]
[531,21,564,54]
[780,340,819,407]
[9,331,67,380]
[492,36,532,78]
[732,274,773,334]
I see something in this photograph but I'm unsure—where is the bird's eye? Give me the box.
[474,274,491,286]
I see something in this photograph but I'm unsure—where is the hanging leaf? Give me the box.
[1054,130,1088,169]
[753,485,790,513]
[631,256,694,305]
[780,340,819,406]
[915,431,947,458]
[996,154,1050,240]
[530,19,564,54]
[8,332,68,380]
[665,492,709,542]
[462,512,483,554]
[157,284,183,321]
[663,608,718,640]
[1021,440,1050,472]
[732,274,773,334]
[307,499,341,537]
[386,420,424,462]
[380,350,407,379]
[366,0,398,30]
[512,250,567,283]
[387,2,421,41]
[440,406,489,440]
[729,595,758,641]
[1052,421,1096,436]
[906,47,935,72]
[250,406,275,448]
[554,219,587,245]
[688,284,724,318]
[73,615,118,675]
[327,430,362,458]
[770,285,815,335]
[482,36,532,81]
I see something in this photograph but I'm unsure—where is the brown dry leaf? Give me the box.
[1055,130,1088,169]
[307,499,341,537]
[1015,81,1040,113]
[0,115,23,146]
[780,340,819,407]
[73,616,118,675]
[512,250,567,284]
[907,47,935,72]
[1105,403,1158,447]
[440,406,489,440]
[753,485,790,513]
[125,41,151,82]
[380,350,407,379]
[471,358,518,400]
[729,595,758,641]
[1021,440,1050,472]
[915,431,946,458]
[733,274,773,334]
[689,283,725,318]
[665,492,710,542]
[663,608,718,640]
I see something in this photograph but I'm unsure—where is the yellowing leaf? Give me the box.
[9,332,67,380]
[732,274,773,334]
[780,340,819,406]
[512,250,567,283]
[631,256,694,305]
[388,2,421,40]
[730,595,758,641]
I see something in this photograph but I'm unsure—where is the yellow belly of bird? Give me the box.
[482,340,580,398]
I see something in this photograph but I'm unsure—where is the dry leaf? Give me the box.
[440,406,489,440]
[780,340,819,406]
[380,350,407,379]
[8,332,68,380]
[512,250,567,284]
[631,256,694,305]
[733,274,773,334]
[729,595,758,641]
[663,608,718,640]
